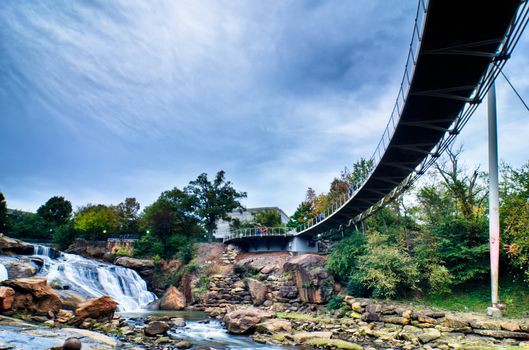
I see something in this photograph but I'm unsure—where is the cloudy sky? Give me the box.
[1,1,528,215]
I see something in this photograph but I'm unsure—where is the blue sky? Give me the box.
[1,1,528,215]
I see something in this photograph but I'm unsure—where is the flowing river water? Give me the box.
[32,244,157,311]
[122,311,296,350]
[0,245,298,349]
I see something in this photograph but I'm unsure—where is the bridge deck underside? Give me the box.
[295,0,521,238]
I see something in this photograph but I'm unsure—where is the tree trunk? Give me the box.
[207,228,213,243]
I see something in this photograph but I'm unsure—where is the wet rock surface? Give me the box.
[0,287,14,311]
[0,234,34,255]
[1,277,62,315]
[114,257,155,280]
[144,320,169,336]
[74,295,118,321]
[3,260,37,279]
[0,315,116,350]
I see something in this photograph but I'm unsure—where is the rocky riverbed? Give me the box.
[2,235,529,349]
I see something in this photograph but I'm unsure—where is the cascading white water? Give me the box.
[0,263,8,282]
[32,245,156,311]
[33,244,51,257]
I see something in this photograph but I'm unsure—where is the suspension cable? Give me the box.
[500,70,529,113]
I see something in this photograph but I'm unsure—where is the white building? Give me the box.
[213,207,289,239]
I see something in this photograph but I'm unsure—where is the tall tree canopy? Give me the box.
[37,196,72,225]
[185,170,247,242]
[74,204,119,240]
[501,161,529,281]
[116,197,140,235]
[342,158,375,190]
[141,188,199,240]
[139,188,203,259]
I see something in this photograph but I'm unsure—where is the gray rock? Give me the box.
[144,321,169,336]
[63,337,82,350]
[176,340,192,349]
[170,317,186,327]
[417,328,441,343]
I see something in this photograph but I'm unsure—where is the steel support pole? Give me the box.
[488,82,500,308]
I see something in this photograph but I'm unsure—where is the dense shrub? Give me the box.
[326,232,366,284]
[134,231,164,258]
[51,223,78,250]
[354,232,420,298]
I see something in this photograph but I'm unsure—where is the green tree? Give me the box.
[415,147,489,284]
[353,231,420,299]
[185,170,247,242]
[501,161,529,281]
[252,209,283,227]
[341,158,375,190]
[142,188,198,240]
[74,204,119,240]
[7,210,48,240]
[51,221,78,250]
[0,192,7,233]
[326,232,367,294]
[140,188,203,259]
[116,197,140,235]
[37,196,72,225]
[287,201,314,229]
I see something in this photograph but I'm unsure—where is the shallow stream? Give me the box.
[121,310,297,349]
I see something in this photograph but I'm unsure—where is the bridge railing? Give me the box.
[370,0,428,173]
[292,0,430,235]
[223,227,295,242]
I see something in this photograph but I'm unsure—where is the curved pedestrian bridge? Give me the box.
[225,0,529,250]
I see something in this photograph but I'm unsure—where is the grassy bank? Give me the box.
[406,278,529,318]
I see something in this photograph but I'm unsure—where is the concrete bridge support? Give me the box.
[230,236,318,254]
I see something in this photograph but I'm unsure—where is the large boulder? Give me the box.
[4,260,37,279]
[246,278,268,306]
[114,257,154,270]
[234,254,289,274]
[0,286,15,310]
[66,239,110,261]
[0,277,62,315]
[159,286,186,310]
[256,319,292,334]
[283,254,334,304]
[58,290,87,311]
[0,234,34,255]
[223,308,275,334]
[74,296,118,320]
[115,257,154,281]
[144,320,169,336]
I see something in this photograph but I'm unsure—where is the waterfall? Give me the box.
[33,244,51,257]
[32,245,156,312]
[0,263,8,282]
